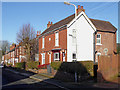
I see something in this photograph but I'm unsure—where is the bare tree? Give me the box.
[16,24,37,61]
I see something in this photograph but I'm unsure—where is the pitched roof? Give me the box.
[42,14,75,35]
[41,13,117,36]
[89,18,117,32]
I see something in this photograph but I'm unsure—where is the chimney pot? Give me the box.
[39,31,41,35]
[78,5,80,9]
[51,22,53,25]
[81,6,83,9]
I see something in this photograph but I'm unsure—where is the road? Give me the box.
[1,67,60,89]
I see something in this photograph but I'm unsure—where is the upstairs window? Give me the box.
[55,32,59,46]
[96,34,101,44]
[42,37,45,48]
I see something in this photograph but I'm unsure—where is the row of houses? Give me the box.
[2,43,25,65]
[2,5,117,66]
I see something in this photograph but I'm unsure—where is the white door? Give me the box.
[42,53,45,64]
[63,52,65,62]
[49,54,51,63]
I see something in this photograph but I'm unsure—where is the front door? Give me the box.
[63,52,65,62]
[54,52,59,61]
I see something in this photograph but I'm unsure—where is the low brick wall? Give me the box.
[97,54,120,82]
[38,69,47,73]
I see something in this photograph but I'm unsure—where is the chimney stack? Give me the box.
[76,5,85,15]
[36,31,41,37]
[47,21,53,28]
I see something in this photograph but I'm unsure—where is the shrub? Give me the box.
[26,61,39,69]
[15,62,26,69]
[51,61,94,76]
[7,63,13,67]
[51,61,62,70]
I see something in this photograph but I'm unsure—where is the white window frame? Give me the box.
[55,32,59,46]
[42,37,45,49]
[96,34,102,45]
[96,52,101,62]
[54,52,59,61]
[41,53,45,64]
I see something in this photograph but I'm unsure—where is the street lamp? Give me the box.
[64,1,77,18]
[64,1,77,83]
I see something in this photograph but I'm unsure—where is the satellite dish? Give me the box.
[103,48,108,55]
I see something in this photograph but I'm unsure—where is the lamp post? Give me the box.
[64,1,77,18]
[64,1,77,83]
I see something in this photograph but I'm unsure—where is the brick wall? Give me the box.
[95,31,117,55]
[97,54,120,82]
[39,28,67,65]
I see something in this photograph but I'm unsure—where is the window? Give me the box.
[42,53,45,64]
[42,37,45,48]
[49,38,51,41]
[72,29,76,43]
[54,52,59,61]
[72,53,76,60]
[96,34,101,44]
[55,32,59,46]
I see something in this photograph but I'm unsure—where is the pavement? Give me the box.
[4,67,120,89]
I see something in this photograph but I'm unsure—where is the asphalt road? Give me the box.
[1,67,60,90]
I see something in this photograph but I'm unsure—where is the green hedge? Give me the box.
[51,61,94,76]
[26,61,39,69]
[15,62,26,69]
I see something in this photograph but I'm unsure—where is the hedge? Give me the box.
[51,61,94,76]
[26,61,39,69]
[15,62,26,69]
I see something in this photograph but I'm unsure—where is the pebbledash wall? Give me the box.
[67,11,96,62]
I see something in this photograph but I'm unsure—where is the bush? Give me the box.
[15,62,26,69]
[26,61,39,69]
[7,63,13,67]
[51,61,62,70]
[51,61,94,76]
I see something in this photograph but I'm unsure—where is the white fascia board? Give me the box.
[67,11,96,32]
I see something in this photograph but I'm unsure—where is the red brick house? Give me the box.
[2,43,26,65]
[38,5,117,65]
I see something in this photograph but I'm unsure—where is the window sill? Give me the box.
[96,43,102,46]
[54,45,59,47]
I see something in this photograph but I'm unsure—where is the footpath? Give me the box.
[4,67,119,89]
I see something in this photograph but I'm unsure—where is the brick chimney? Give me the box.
[47,21,53,28]
[36,31,41,37]
[76,5,85,15]
[10,43,16,51]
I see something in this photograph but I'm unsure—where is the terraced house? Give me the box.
[38,5,117,65]
[2,43,26,66]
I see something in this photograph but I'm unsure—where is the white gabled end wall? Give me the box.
[67,11,96,62]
